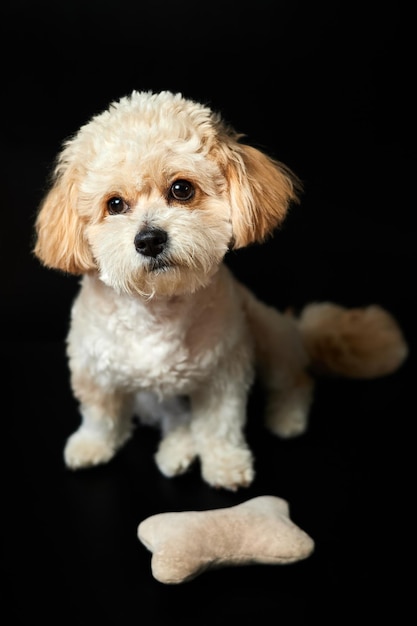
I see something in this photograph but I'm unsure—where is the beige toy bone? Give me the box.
[137,495,314,584]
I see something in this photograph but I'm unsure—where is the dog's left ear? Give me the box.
[224,143,302,248]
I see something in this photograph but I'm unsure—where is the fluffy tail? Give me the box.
[296,302,409,379]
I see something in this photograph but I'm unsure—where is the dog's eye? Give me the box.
[169,180,195,202]
[107,196,129,215]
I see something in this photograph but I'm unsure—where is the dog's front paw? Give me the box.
[154,427,196,477]
[64,428,119,469]
[200,445,255,491]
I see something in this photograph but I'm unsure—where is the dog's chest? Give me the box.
[68,283,229,395]
[110,321,194,392]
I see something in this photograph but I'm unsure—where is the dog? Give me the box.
[34,90,408,491]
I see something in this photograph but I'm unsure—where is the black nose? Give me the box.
[134,227,168,258]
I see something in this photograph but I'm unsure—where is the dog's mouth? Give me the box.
[146,256,173,272]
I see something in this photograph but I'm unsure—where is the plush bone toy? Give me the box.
[138,495,314,584]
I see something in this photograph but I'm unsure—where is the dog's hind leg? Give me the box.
[135,392,197,477]
[154,424,197,478]
[239,284,315,438]
[262,366,315,438]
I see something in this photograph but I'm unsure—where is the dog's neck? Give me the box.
[81,265,235,324]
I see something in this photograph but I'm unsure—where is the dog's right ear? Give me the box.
[220,142,302,249]
[34,165,96,274]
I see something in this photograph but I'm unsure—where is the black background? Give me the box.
[3,1,415,624]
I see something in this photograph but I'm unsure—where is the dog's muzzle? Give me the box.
[134,227,168,258]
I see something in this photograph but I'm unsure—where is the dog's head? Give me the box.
[34,90,301,297]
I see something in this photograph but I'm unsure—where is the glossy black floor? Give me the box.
[3,2,414,624]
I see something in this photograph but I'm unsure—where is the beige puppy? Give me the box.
[34,90,408,490]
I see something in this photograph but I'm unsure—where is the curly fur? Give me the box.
[33,90,408,490]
